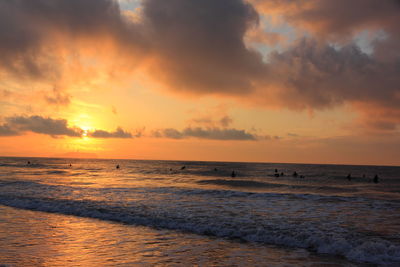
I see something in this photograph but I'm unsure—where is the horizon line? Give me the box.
[0,155,398,168]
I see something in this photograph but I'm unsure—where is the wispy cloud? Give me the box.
[45,87,71,106]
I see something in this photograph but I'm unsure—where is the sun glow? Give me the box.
[82,129,89,138]
[70,113,100,139]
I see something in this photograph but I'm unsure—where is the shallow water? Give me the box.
[0,157,399,265]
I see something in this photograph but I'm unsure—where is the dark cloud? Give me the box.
[0,0,145,79]
[154,127,257,141]
[142,0,265,94]
[89,127,133,138]
[0,0,265,94]
[153,128,184,139]
[0,125,19,136]
[0,115,136,138]
[264,39,400,111]
[1,115,82,137]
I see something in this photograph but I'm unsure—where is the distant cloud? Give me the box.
[45,87,71,106]
[190,115,234,128]
[0,115,135,139]
[0,124,19,136]
[219,116,233,128]
[153,127,257,141]
[89,127,133,138]
[2,115,82,137]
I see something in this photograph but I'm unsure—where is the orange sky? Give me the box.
[0,0,399,166]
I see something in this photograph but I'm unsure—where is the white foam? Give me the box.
[0,194,399,265]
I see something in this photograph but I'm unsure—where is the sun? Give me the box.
[80,126,91,139]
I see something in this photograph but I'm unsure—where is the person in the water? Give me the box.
[292,171,298,177]
[347,173,351,181]
[116,164,120,169]
[373,174,379,183]
[231,171,236,177]
[181,166,186,170]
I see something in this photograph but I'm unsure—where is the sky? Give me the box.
[0,0,399,165]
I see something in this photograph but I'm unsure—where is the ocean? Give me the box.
[0,157,399,266]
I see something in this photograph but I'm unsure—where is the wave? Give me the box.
[197,179,284,188]
[196,178,359,195]
[0,194,399,265]
[0,162,48,168]
[46,170,69,175]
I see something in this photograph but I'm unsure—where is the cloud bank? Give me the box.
[89,127,132,138]
[153,127,257,141]
[0,115,133,139]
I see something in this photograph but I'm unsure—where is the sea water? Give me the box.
[0,157,399,266]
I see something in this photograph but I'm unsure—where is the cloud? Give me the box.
[190,115,234,128]
[1,0,400,132]
[153,127,257,141]
[263,39,400,111]
[0,115,136,138]
[2,115,82,137]
[45,87,71,106]
[0,0,146,81]
[89,127,133,138]
[250,0,400,61]
[219,116,233,128]
[0,125,19,136]
[141,0,266,95]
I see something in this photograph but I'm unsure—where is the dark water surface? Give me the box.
[0,157,399,266]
